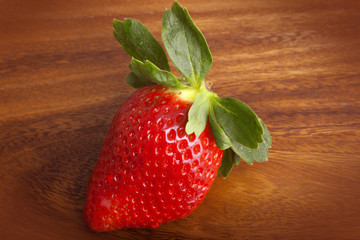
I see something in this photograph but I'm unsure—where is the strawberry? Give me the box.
[84,1,271,231]
[84,85,223,230]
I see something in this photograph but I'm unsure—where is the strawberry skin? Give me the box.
[84,85,223,231]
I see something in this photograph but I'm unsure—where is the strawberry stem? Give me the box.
[167,87,198,102]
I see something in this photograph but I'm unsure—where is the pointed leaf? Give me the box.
[130,58,153,83]
[233,154,241,165]
[231,118,271,164]
[217,148,235,177]
[231,140,267,164]
[126,72,154,88]
[259,118,272,147]
[162,2,212,88]
[113,19,170,71]
[130,58,187,89]
[212,97,263,149]
[185,88,212,137]
[209,105,231,150]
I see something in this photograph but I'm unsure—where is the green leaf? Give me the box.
[113,19,170,71]
[231,118,271,164]
[259,118,272,147]
[185,87,212,137]
[162,1,212,89]
[130,58,187,89]
[231,140,267,164]
[126,72,154,88]
[212,97,263,149]
[209,105,231,150]
[233,154,241,165]
[130,58,153,83]
[217,148,235,177]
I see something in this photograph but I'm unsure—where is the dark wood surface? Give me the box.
[1,0,360,239]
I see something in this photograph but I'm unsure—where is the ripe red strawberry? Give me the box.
[84,85,223,230]
[84,1,271,231]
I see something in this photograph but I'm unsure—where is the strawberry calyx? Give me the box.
[113,1,271,177]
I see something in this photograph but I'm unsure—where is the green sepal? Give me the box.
[126,72,154,88]
[130,58,188,89]
[230,118,271,164]
[209,104,231,150]
[233,154,241,165]
[113,18,170,71]
[185,87,213,137]
[217,118,271,176]
[211,97,263,149]
[162,1,212,89]
[260,118,272,147]
[217,148,235,177]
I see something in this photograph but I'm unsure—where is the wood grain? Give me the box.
[1,0,360,239]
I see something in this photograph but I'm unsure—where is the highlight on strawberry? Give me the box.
[84,1,271,231]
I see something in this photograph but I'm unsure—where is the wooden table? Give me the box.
[1,0,360,239]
